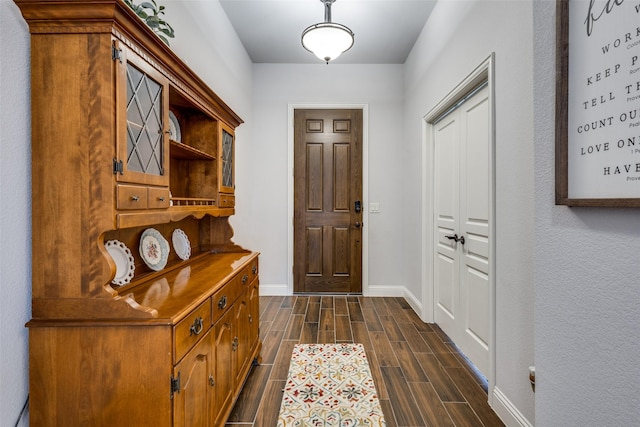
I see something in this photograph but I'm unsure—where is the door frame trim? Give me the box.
[421,53,496,398]
[287,104,369,296]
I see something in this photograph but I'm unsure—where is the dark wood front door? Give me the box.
[294,109,363,293]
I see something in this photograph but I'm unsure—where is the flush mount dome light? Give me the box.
[301,0,354,64]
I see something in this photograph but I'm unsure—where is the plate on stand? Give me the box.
[105,240,135,286]
[169,110,181,142]
[139,228,170,271]
[172,228,191,261]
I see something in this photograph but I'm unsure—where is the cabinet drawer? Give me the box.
[246,257,259,282]
[117,184,148,210]
[148,187,171,209]
[212,259,258,323]
[212,277,243,323]
[174,299,212,364]
[218,194,235,208]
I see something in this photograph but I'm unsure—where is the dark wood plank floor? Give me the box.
[226,296,504,427]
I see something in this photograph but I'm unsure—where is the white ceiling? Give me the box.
[219,0,437,64]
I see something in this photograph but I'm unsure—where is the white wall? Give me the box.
[533,1,640,426]
[403,0,536,424]
[1,0,31,425]
[250,64,406,296]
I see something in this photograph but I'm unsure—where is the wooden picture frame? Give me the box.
[555,0,640,207]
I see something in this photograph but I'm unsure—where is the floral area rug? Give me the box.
[277,343,387,427]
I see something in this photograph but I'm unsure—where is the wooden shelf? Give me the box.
[170,140,215,160]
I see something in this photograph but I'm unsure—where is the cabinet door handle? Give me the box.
[218,295,227,310]
[158,197,165,201]
[209,374,215,387]
[252,265,258,275]
[130,195,140,202]
[189,317,204,335]
[249,314,253,323]
[241,274,249,285]
[232,336,238,351]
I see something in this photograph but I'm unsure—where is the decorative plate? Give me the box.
[104,240,135,286]
[139,228,170,271]
[172,228,191,261]
[169,110,181,142]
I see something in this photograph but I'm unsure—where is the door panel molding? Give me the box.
[422,54,496,399]
[288,104,369,295]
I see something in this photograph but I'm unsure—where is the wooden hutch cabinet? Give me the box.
[14,1,260,425]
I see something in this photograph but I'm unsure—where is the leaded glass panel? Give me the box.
[222,130,234,188]
[126,63,164,176]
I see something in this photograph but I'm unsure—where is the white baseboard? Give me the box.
[491,387,533,427]
[366,285,405,297]
[401,288,423,318]
[258,283,288,296]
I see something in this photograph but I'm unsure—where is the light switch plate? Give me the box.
[369,202,380,213]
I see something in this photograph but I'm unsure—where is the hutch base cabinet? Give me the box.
[14,1,259,425]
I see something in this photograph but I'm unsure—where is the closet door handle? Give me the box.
[445,234,465,245]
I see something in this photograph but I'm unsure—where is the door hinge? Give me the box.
[170,372,181,399]
[113,158,124,175]
[111,43,122,63]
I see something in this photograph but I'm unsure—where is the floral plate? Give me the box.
[139,228,170,271]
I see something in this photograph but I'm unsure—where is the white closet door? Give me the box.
[434,85,490,376]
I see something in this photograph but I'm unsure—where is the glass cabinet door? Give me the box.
[219,123,235,194]
[116,44,169,187]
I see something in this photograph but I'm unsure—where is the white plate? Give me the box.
[169,110,181,142]
[172,228,191,261]
[105,240,135,286]
[139,228,170,271]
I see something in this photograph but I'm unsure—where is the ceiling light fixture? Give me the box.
[301,0,354,64]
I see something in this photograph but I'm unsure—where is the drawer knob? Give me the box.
[249,314,253,323]
[209,374,215,387]
[241,274,249,285]
[252,265,258,275]
[189,316,204,335]
[158,196,165,201]
[130,195,140,201]
[232,336,238,351]
[218,295,227,310]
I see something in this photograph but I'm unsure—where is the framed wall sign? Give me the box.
[556,0,640,206]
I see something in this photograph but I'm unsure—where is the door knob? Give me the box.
[355,221,361,228]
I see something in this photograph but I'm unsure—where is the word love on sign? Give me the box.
[558,0,640,205]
